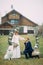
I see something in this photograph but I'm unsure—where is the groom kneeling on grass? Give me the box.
[23,37,34,59]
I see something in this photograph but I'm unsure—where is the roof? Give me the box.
[0,22,13,27]
[2,9,38,26]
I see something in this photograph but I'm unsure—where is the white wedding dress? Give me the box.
[4,45,13,60]
[11,34,25,58]
[4,34,25,59]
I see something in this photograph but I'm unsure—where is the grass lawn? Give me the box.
[0,34,43,65]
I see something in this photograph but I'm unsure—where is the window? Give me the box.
[28,30,34,34]
[10,20,19,24]
[12,13,16,16]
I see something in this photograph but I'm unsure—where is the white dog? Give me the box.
[32,48,40,58]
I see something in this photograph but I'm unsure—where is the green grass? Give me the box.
[0,35,43,65]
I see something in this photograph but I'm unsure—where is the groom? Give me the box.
[23,38,34,59]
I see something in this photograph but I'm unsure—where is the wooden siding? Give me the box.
[1,10,38,27]
[2,16,8,23]
[8,14,20,19]
[20,17,36,26]
[0,23,13,28]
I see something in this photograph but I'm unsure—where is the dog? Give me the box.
[32,49,40,58]
[21,48,40,59]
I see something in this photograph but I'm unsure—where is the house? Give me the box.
[0,9,38,35]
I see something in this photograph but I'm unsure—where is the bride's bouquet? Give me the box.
[12,43,19,48]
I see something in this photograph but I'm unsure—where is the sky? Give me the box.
[0,0,43,25]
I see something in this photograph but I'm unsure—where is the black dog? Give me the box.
[32,55,40,58]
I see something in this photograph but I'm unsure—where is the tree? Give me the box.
[38,24,43,37]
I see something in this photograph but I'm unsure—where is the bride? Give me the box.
[4,29,25,59]
[11,29,25,59]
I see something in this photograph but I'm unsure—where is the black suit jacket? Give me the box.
[24,41,33,53]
